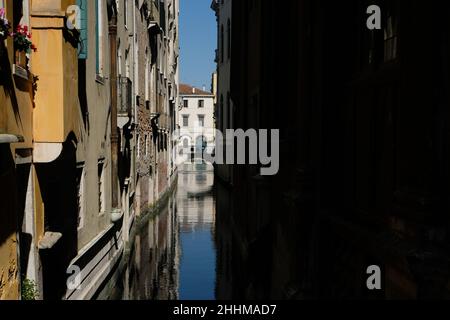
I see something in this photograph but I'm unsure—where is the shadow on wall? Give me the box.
[0,145,18,251]
[78,60,90,130]
[0,41,24,130]
[16,162,32,285]
[35,135,79,300]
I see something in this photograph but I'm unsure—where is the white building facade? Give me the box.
[178,84,215,163]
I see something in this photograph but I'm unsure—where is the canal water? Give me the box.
[115,166,217,300]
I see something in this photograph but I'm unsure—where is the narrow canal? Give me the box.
[114,165,217,300]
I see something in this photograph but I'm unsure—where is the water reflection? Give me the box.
[178,167,216,300]
[117,165,216,300]
[118,193,179,300]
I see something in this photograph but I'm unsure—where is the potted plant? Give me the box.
[21,279,39,300]
[0,8,10,41]
[11,24,36,67]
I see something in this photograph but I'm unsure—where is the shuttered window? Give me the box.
[95,0,104,76]
[77,0,88,59]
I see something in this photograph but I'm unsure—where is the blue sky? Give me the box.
[179,0,217,91]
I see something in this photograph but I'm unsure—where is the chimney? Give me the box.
[203,85,206,91]
[192,87,195,94]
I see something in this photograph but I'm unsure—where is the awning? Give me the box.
[0,134,24,144]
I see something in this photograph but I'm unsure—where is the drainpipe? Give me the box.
[109,7,122,223]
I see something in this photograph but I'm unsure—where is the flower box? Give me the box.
[12,24,36,54]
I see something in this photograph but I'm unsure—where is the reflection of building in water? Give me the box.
[114,169,216,300]
[215,182,234,300]
[176,168,217,300]
[114,193,180,300]
[177,171,216,234]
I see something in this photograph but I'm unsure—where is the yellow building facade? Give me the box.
[1,0,34,300]
[0,0,81,299]
[1,0,178,300]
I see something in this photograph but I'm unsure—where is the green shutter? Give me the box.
[77,0,88,59]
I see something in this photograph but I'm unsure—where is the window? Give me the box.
[183,138,189,148]
[13,0,30,30]
[137,134,140,158]
[124,0,128,28]
[150,65,155,107]
[198,99,204,108]
[183,100,189,108]
[13,0,31,68]
[220,24,224,63]
[144,134,148,156]
[145,48,150,101]
[125,48,130,78]
[96,0,104,76]
[182,115,189,127]
[76,165,85,229]
[98,162,105,214]
[198,115,205,128]
[77,0,88,59]
[118,40,122,76]
[384,15,398,62]
[227,19,231,60]
[134,38,139,93]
